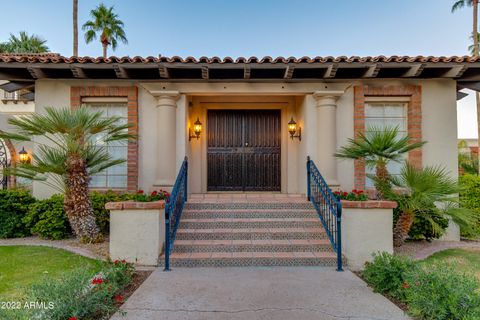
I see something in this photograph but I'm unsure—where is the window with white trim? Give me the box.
[85,102,128,189]
[364,102,407,187]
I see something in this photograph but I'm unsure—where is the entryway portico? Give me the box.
[140,82,350,194]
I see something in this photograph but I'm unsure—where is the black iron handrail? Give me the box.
[306,156,343,271]
[164,156,188,271]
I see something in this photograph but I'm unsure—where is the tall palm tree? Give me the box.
[387,163,476,246]
[82,3,127,58]
[452,0,480,174]
[73,0,78,56]
[452,0,479,56]
[335,126,426,199]
[0,107,134,242]
[0,31,49,53]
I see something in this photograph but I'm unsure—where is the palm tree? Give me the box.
[82,3,127,58]
[452,0,479,56]
[0,31,49,53]
[73,0,78,56]
[335,126,426,199]
[387,163,476,246]
[0,107,134,242]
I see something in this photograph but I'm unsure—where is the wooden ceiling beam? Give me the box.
[158,64,170,78]
[202,66,209,80]
[27,67,46,79]
[402,63,426,77]
[442,64,468,78]
[70,66,87,78]
[324,64,338,78]
[113,64,129,79]
[244,65,251,79]
[362,64,381,78]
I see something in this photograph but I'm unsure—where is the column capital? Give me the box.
[155,91,180,108]
[313,93,339,108]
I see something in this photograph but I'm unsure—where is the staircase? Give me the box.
[163,195,338,267]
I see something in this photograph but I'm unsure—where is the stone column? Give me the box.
[313,93,340,187]
[154,92,179,189]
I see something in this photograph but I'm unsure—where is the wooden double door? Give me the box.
[207,110,281,191]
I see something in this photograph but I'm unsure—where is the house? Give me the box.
[0,54,477,268]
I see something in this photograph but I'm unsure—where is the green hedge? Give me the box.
[0,189,36,238]
[459,174,480,238]
[23,194,71,240]
[363,252,480,320]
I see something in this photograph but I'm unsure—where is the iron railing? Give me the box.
[306,156,343,271]
[164,156,188,271]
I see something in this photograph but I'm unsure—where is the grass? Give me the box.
[421,248,480,281]
[0,245,104,300]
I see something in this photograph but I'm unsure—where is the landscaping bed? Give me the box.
[0,245,152,320]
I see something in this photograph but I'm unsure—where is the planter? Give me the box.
[106,200,166,266]
[340,200,397,270]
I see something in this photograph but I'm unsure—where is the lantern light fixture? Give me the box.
[189,117,203,141]
[18,147,31,164]
[288,117,302,141]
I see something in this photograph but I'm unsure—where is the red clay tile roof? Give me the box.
[0,54,478,64]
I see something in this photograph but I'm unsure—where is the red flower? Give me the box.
[68,317,78,320]
[114,295,124,303]
[114,259,119,264]
[402,282,410,289]
[151,190,158,196]
[121,259,126,263]
[342,192,348,197]
[137,190,144,194]
[91,277,104,285]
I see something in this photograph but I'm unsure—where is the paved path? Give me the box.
[0,237,105,260]
[412,240,480,260]
[111,267,410,320]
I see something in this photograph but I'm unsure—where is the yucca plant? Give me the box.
[0,106,134,242]
[335,126,425,199]
[385,163,476,247]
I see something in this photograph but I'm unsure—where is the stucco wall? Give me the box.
[31,78,458,198]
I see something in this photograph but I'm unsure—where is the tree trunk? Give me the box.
[474,1,479,56]
[393,210,415,247]
[64,154,101,243]
[374,161,390,200]
[73,0,78,56]
[102,43,107,58]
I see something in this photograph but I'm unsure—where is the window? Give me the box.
[85,102,128,189]
[364,102,407,187]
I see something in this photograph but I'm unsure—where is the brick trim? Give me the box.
[70,86,138,192]
[341,200,397,209]
[105,200,165,210]
[353,85,422,190]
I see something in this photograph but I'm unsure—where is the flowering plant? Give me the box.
[333,189,368,201]
[129,189,170,202]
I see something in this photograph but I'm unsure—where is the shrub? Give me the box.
[23,194,71,240]
[0,189,36,238]
[362,252,418,301]
[394,207,449,241]
[16,260,134,320]
[128,189,170,202]
[90,190,127,234]
[459,173,480,238]
[333,189,368,201]
[404,264,480,320]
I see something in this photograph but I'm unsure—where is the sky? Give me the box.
[0,0,477,138]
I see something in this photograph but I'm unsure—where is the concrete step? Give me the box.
[173,239,332,253]
[164,251,338,267]
[178,218,322,229]
[175,227,328,240]
[185,202,314,210]
[181,209,318,219]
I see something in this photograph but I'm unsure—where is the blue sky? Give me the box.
[0,0,477,137]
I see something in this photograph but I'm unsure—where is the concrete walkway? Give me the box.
[111,267,410,320]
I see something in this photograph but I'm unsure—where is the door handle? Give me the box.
[245,142,249,147]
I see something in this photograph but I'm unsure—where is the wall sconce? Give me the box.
[18,147,31,164]
[189,117,203,141]
[288,117,302,141]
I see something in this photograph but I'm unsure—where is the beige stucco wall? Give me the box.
[341,206,394,270]
[30,78,458,198]
[109,208,165,266]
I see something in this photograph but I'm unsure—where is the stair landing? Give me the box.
[162,194,339,268]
